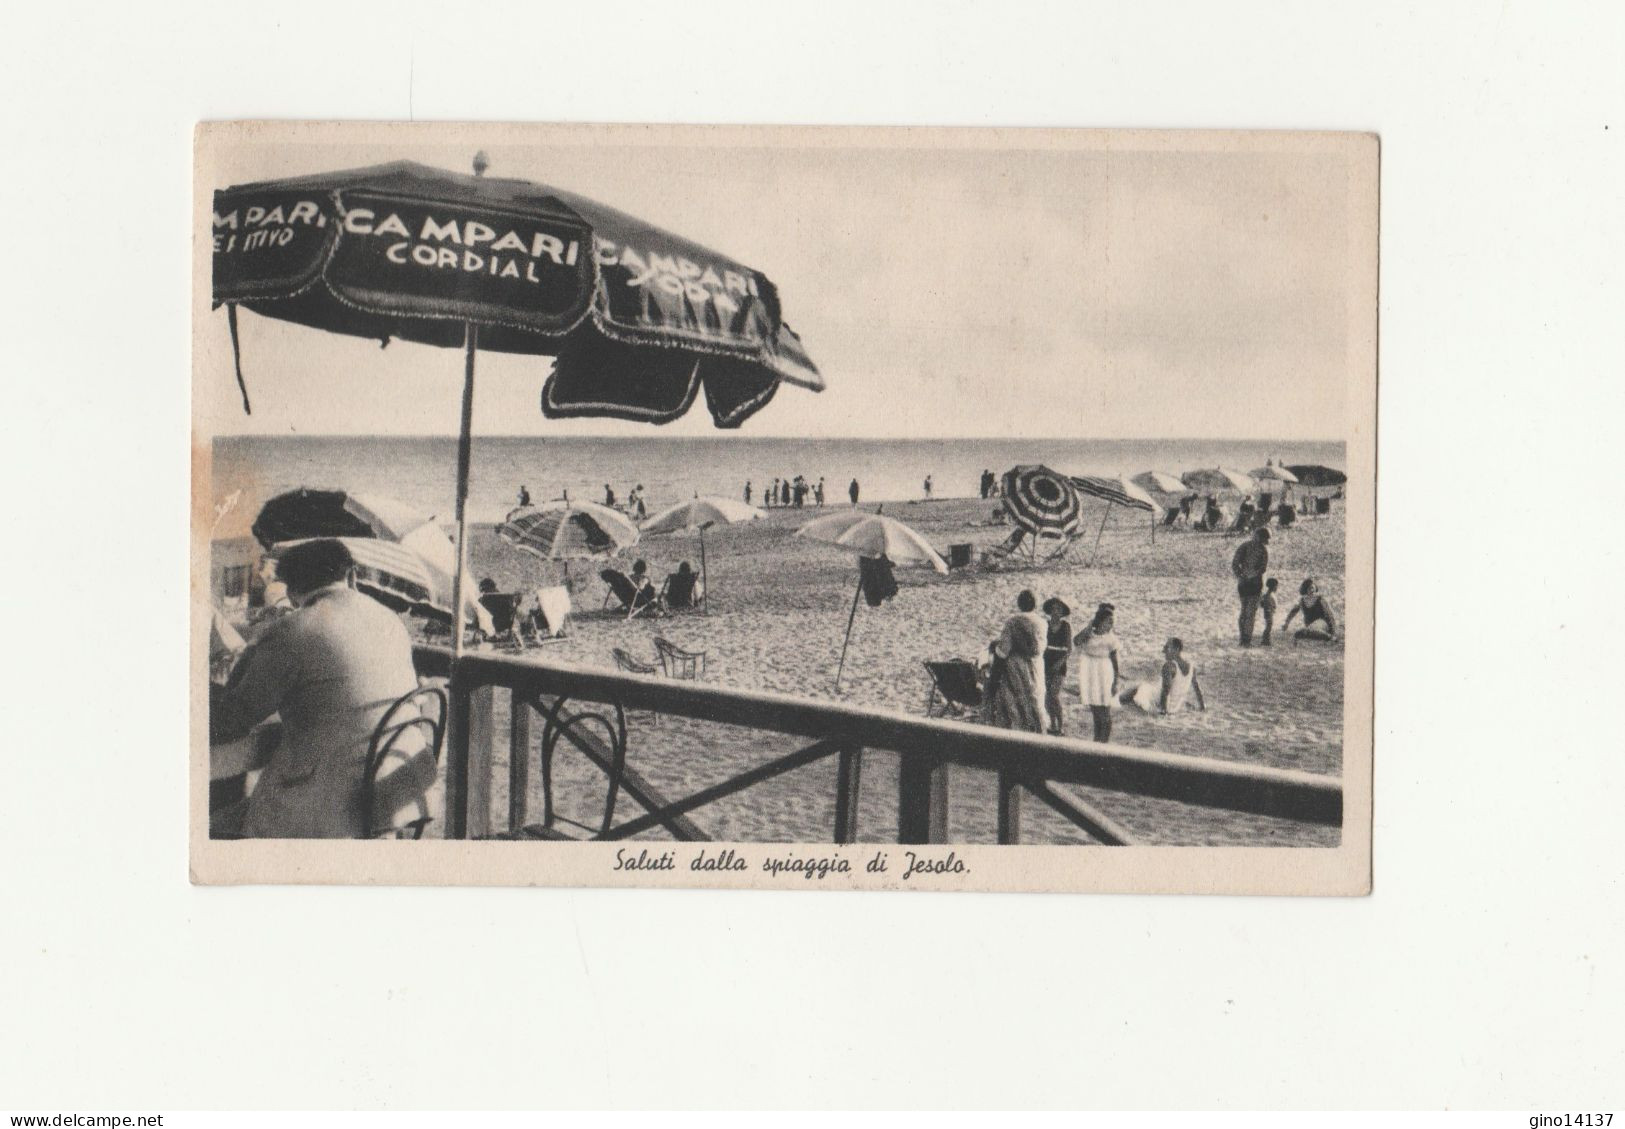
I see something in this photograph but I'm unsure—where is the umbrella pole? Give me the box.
[699,527,709,616]
[834,570,864,693]
[450,324,479,664]
[1089,505,1112,566]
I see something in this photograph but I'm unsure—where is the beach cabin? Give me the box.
[210,535,263,612]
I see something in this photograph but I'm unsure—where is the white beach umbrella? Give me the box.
[1249,463,1300,484]
[797,508,946,691]
[1182,466,1256,493]
[1132,470,1186,495]
[640,496,766,614]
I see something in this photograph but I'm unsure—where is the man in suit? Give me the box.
[210,539,428,838]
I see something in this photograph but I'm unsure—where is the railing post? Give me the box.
[897,754,949,844]
[997,770,1021,845]
[509,690,531,833]
[445,673,494,840]
[833,744,863,844]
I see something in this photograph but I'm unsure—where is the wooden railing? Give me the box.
[413,645,1342,845]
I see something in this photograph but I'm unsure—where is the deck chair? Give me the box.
[980,528,1030,566]
[601,567,661,619]
[1036,529,1082,563]
[659,569,704,612]
[478,592,524,648]
[525,584,573,643]
[924,659,985,719]
[654,635,707,680]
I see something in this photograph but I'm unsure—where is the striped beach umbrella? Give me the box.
[498,501,640,562]
[269,537,437,610]
[1000,465,1082,536]
[1070,473,1162,555]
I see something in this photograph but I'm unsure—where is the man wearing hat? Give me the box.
[1041,596,1074,735]
[1230,526,1272,646]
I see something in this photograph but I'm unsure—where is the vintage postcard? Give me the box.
[192,121,1376,893]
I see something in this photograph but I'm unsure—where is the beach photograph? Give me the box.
[195,123,1375,884]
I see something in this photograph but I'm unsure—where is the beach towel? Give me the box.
[533,585,572,636]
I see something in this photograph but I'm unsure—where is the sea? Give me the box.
[211,435,1346,530]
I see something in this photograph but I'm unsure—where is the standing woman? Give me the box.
[1041,597,1073,736]
[1073,603,1122,742]
[983,590,1049,733]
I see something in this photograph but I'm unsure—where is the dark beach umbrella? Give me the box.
[211,157,822,660]
[1000,465,1082,536]
[1284,464,1347,488]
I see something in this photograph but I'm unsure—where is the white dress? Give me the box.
[1076,630,1120,707]
[1131,660,1196,713]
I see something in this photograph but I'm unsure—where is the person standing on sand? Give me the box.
[983,590,1048,733]
[816,477,825,506]
[603,484,616,508]
[1041,597,1073,736]
[1231,526,1271,646]
[1073,603,1121,743]
[743,480,752,505]
[923,474,933,499]
[517,485,531,508]
[1260,578,1280,645]
[849,478,860,505]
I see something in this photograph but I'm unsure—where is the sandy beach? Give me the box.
[438,492,1346,846]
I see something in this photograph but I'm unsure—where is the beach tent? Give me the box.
[211,155,822,674]
[1069,473,1161,553]
[796,509,947,691]
[639,496,766,613]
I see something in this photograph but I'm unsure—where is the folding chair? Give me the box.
[601,568,661,619]
[924,660,985,719]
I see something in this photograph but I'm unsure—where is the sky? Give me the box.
[198,128,1362,440]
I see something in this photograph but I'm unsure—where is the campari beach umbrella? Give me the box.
[639,496,766,613]
[797,509,946,690]
[1000,465,1082,536]
[211,156,822,663]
